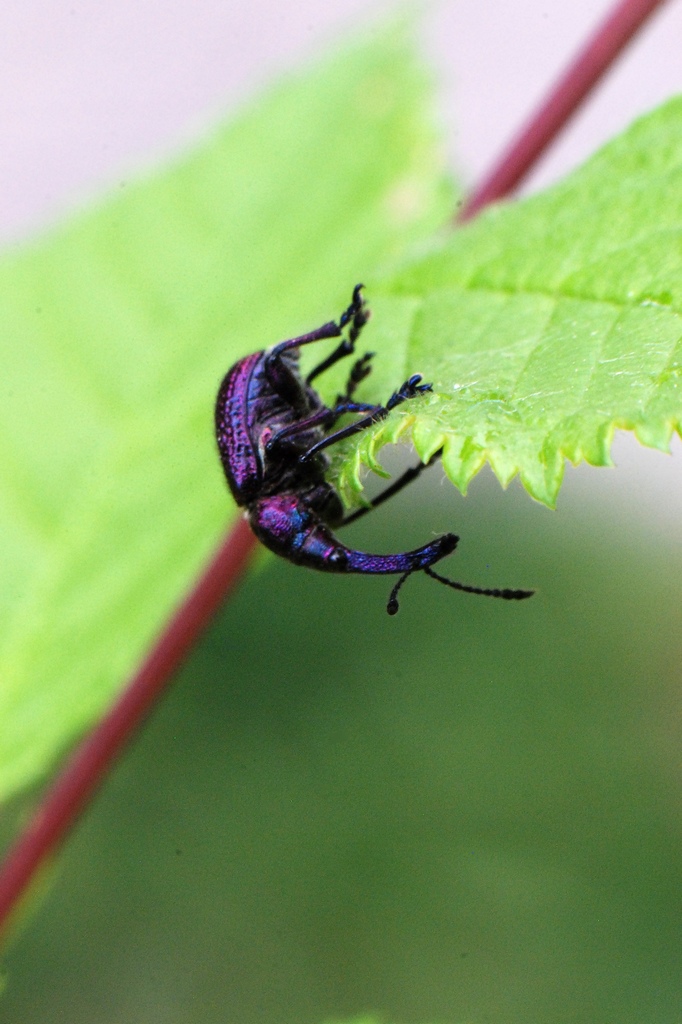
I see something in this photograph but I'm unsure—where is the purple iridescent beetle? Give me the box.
[215,285,533,614]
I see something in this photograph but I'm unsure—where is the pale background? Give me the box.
[2,0,682,238]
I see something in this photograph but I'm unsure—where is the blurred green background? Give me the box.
[2,443,681,1024]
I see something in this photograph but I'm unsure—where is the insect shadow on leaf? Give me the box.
[215,286,534,614]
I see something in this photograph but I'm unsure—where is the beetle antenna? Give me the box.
[424,566,534,600]
[386,571,411,615]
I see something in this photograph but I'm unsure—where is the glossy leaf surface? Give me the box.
[337,98,682,507]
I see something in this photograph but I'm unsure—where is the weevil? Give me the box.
[215,285,533,614]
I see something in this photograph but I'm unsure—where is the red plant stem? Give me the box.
[459,0,670,221]
[0,0,668,941]
[0,518,256,937]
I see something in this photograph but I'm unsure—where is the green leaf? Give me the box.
[0,24,453,803]
[336,97,682,508]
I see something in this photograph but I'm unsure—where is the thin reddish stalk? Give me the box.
[459,0,670,221]
[0,518,256,937]
[0,0,668,940]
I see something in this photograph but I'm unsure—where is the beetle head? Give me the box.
[248,493,346,570]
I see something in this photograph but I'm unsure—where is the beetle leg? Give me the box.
[266,407,336,450]
[266,399,379,453]
[266,287,369,398]
[307,342,373,388]
[268,319,340,361]
[336,352,375,401]
[264,324,341,409]
[331,400,379,415]
[341,450,442,526]
[270,284,368,367]
[305,337,354,385]
[299,375,432,463]
[337,283,369,346]
[306,287,370,385]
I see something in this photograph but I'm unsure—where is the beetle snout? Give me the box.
[439,533,458,556]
